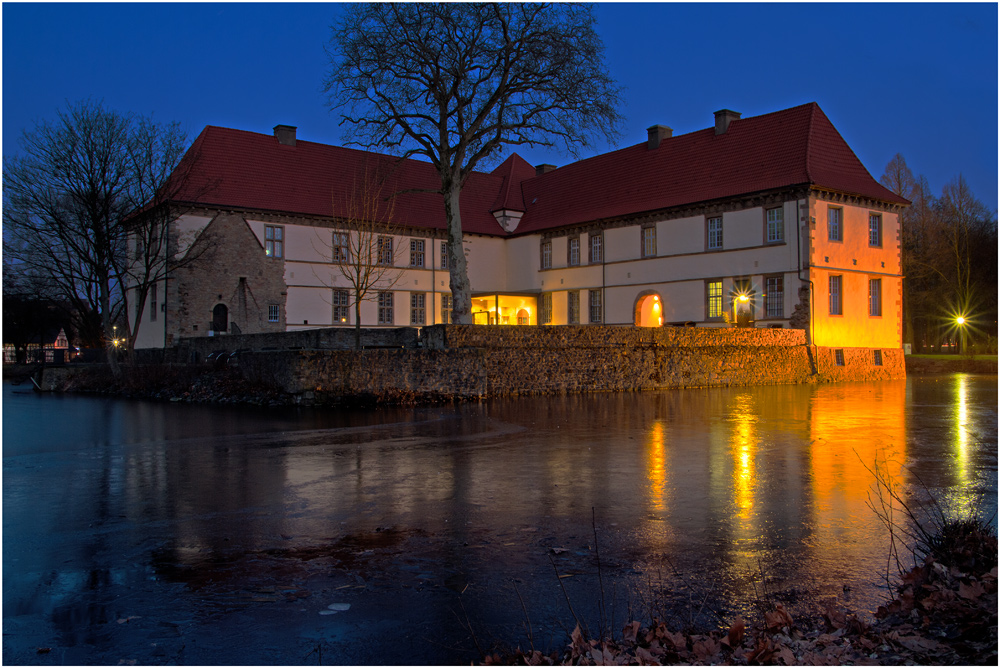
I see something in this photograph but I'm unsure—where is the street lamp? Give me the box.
[955,315,967,355]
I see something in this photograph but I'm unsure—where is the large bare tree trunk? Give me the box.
[443,183,473,324]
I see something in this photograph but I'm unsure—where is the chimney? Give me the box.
[535,164,557,176]
[273,124,297,146]
[647,125,673,150]
[714,109,741,135]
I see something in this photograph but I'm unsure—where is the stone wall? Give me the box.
[139,326,419,364]
[255,325,904,404]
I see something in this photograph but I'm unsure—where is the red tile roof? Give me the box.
[169,103,906,237]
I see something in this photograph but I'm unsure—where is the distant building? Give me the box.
[3,326,71,364]
[132,102,907,360]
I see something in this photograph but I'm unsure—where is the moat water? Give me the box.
[3,374,996,664]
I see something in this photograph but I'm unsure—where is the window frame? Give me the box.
[868,277,882,317]
[264,225,284,258]
[409,239,425,268]
[641,225,657,258]
[332,230,350,263]
[377,236,394,265]
[540,240,552,269]
[440,241,449,270]
[827,206,843,242]
[567,290,580,324]
[764,275,784,318]
[588,290,603,323]
[567,236,580,266]
[150,282,158,322]
[829,275,843,316]
[869,213,883,247]
[441,293,452,324]
[707,216,723,250]
[540,292,553,324]
[377,291,394,324]
[707,279,724,320]
[268,304,280,323]
[765,207,784,244]
[410,292,426,325]
[332,289,350,323]
[589,233,603,264]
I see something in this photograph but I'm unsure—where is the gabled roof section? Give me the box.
[489,153,536,213]
[170,127,507,235]
[514,102,908,234]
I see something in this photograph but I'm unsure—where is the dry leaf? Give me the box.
[726,616,745,647]
[958,580,986,600]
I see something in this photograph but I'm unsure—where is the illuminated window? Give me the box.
[377,236,393,265]
[377,291,393,324]
[707,216,723,250]
[264,225,283,258]
[332,231,350,263]
[540,293,552,324]
[766,207,784,243]
[707,280,723,319]
[589,234,603,263]
[641,226,656,258]
[332,290,349,323]
[829,275,842,315]
[540,240,552,269]
[410,292,425,325]
[568,237,580,266]
[869,213,882,247]
[869,278,882,317]
[568,291,580,324]
[765,276,783,318]
[441,293,452,324]
[834,349,845,366]
[589,290,603,323]
[268,304,280,323]
[410,239,425,267]
[872,349,883,366]
[828,207,842,242]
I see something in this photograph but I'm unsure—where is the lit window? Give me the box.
[766,207,784,243]
[641,226,656,258]
[707,280,723,319]
[567,291,580,324]
[264,225,283,258]
[332,290,349,323]
[568,237,580,266]
[377,291,393,324]
[377,236,393,265]
[410,292,425,325]
[410,239,425,267]
[589,234,603,263]
[765,276,783,318]
[540,240,552,269]
[332,231,350,263]
[441,293,452,324]
[540,293,552,324]
[589,290,602,323]
[869,278,882,317]
[828,207,842,242]
[268,304,280,322]
[707,216,723,250]
[869,213,882,247]
[829,275,842,315]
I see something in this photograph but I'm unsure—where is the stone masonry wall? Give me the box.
[254,325,904,404]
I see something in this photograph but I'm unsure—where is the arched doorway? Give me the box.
[212,304,228,333]
[633,291,663,327]
[516,308,529,325]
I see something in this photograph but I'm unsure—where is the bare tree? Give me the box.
[324,163,404,349]
[324,3,623,323]
[2,100,188,373]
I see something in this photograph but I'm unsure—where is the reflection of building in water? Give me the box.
[808,380,907,563]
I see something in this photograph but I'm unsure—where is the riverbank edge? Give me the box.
[7,351,988,408]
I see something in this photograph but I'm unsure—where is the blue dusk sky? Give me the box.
[3,2,997,212]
